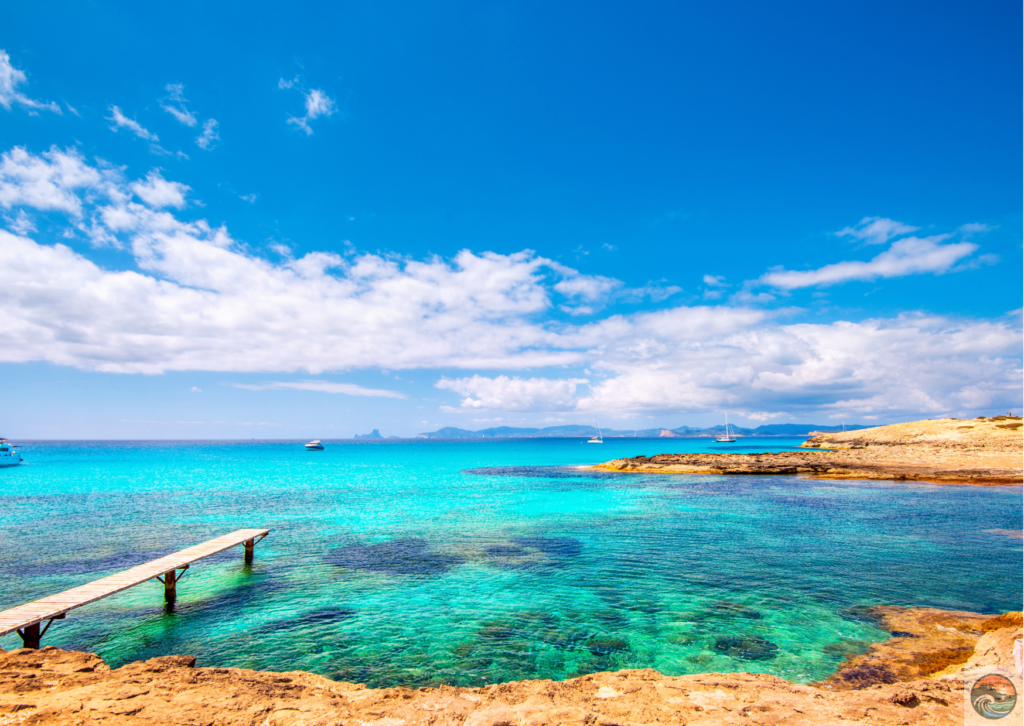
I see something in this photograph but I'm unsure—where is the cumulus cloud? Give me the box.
[572,311,1022,419]
[196,119,219,150]
[836,216,919,245]
[0,146,1018,420]
[437,375,588,411]
[130,171,190,209]
[0,50,61,114]
[107,106,158,141]
[287,89,336,135]
[228,380,407,399]
[0,146,104,217]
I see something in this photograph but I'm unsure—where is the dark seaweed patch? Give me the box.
[708,600,763,620]
[587,637,629,656]
[324,538,464,576]
[713,636,779,660]
[838,605,885,626]
[251,608,356,635]
[512,536,583,558]
[485,545,529,557]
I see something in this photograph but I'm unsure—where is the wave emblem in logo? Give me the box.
[971,674,1018,719]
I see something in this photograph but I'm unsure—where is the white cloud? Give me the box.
[107,106,159,141]
[196,119,219,150]
[161,83,197,127]
[836,217,918,245]
[162,105,196,126]
[958,223,993,237]
[278,76,298,90]
[190,386,202,393]
[4,209,36,236]
[0,50,60,114]
[228,380,407,399]
[703,274,726,286]
[240,193,257,204]
[744,411,784,422]
[0,146,1018,420]
[554,273,680,314]
[130,171,190,209]
[437,375,588,411]
[760,234,977,290]
[572,310,1022,419]
[554,274,621,301]
[287,89,336,135]
[731,289,776,304]
[0,146,104,217]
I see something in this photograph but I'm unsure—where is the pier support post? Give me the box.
[16,615,63,649]
[18,622,39,649]
[163,569,177,601]
[242,533,267,565]
[156,565,188,603]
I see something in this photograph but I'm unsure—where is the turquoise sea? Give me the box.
[0,438,1020,687]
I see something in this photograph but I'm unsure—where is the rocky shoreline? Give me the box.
[1,607,1020,725]
[593,417,1024,485]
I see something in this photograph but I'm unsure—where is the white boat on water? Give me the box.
[305,439,324,450]
[0,439,22,467]
[716,413,736,443]
[587,426,603,444]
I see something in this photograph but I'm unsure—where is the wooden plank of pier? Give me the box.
[0,528,269,644]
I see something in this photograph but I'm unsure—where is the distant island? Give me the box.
[354,429,400,440]
[415,423,869,439]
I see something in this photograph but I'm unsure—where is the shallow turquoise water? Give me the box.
[0,438,1020,687]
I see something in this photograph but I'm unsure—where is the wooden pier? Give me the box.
[0,529,269,649]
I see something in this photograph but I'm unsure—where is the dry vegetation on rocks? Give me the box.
[594,417,1024,485]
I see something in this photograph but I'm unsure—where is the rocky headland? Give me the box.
[0,608,1020,725]
[593,416,1024,485]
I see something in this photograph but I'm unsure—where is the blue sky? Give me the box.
[1,1,1021,438]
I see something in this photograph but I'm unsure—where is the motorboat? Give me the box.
[305,439,324,450]
[0,439,22,467]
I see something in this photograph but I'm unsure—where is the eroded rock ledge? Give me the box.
[1,608,1019,725]
[593,417,1024,485]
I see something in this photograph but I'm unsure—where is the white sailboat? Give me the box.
[716,413,736,443]
[587,426,603,444]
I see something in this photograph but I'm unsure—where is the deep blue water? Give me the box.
[0,438,1020,687]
